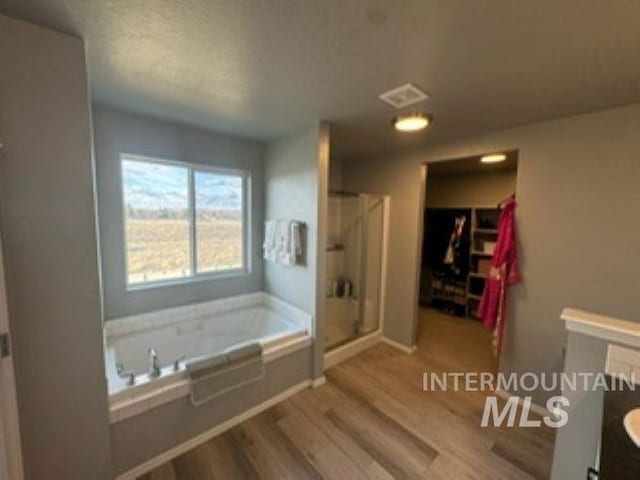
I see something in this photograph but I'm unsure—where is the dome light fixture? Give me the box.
[392,112,433,132]
[480,153,507,164]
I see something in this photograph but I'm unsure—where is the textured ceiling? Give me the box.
[2,0,640,160]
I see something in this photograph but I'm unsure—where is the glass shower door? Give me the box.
[325,193,384,351]
[359,194,384,336]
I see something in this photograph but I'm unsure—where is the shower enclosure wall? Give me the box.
[325,192,385,351]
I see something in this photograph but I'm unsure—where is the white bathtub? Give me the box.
[104,292,311,422]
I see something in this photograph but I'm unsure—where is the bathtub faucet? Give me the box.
[147,348,161,378]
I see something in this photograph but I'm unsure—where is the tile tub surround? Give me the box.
[105,292,312,423]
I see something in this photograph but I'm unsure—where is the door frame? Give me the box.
[0,232,24,480]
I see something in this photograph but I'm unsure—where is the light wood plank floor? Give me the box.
[417,307,499,375]
[140,309,555,479]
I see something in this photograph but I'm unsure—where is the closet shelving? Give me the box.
[466,207,500,319]
[471,250,492,257]
[422,206,500,318]
[421,207,471,316]
[468,272,486,279]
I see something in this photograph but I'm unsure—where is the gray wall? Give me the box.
[264,127,320,313]
[264,124,328,379]
[111,346,311,475]
[0,15,111,479]
[426,169,517,208]
[343,102,640,406]
[93,106,265,319]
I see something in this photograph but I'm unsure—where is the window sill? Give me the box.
[126,269,250,292]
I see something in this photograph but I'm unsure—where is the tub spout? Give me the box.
[147,348,161,378]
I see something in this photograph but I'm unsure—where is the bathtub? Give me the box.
[104,292,311,422]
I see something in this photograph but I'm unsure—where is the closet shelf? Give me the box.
[467,293,482,300]
[469,272,486,279]
[473,228,498,234]
[471,250,493,257]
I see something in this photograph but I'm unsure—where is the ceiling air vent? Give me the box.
[379,83,429,109]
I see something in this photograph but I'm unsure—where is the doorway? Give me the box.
[417,151,518,374]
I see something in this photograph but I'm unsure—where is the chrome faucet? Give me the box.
[147,348,161,378]
[173,355,186,372]
[116,362,135,386]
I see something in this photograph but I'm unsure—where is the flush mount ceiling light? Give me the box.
[480,153,507,164]
[392,113,433,132]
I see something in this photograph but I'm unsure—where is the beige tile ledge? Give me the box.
[562,307,640,348]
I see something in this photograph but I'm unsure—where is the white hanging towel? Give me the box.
[265,219,303,265]
[263,220,276,262]
[282,221,302,265]
[291,221,302,258]
[275,220,291,264]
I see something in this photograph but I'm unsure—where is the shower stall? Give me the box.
[325,192,386,351]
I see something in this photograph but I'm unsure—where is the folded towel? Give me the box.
[224,342,262,363]
[279,220,304,266]
[291,221,302,257]
[264,219,304,265]
[275,219,291,264]
[263,220,276,262]
[189,356,263,406]
[185,353,228,380]
[186,343,264,406]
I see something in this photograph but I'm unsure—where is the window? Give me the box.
[122,155,247,287]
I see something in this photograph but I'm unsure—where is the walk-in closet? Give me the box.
[417,152,518,373]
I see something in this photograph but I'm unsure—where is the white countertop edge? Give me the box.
[562,307,640,348]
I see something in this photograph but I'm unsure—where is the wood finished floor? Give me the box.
[140,309,555,479]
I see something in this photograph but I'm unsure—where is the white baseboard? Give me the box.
[324,330,382,369]
[311,376,326,388]
[494,388,550,417]
[381,336,417,355]
[115,379,312,480]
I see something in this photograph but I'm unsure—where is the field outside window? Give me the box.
[122,156,247,287]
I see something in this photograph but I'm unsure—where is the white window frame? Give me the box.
[120,153,251,290]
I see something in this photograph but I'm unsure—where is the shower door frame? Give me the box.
[356,194,386,337]
[324,194,390,368]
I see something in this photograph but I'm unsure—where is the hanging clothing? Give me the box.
[443,216,466,275]
[478,195,519,356]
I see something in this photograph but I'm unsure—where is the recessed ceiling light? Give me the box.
[480,153,507,164]
[392,113,433,132]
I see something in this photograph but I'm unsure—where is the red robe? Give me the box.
[478,195,519,356]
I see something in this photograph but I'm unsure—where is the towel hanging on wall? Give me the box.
[263,220,277,262]
[263,219,304,265]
